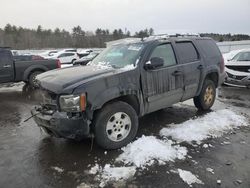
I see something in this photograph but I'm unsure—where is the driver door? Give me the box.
[141,43,184,113]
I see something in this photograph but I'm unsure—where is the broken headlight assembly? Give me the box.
[59,94,86,112]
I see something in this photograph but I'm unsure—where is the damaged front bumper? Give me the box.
[225,68,250,87]
[31,107,91,140]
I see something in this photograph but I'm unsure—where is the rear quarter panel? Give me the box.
[14,59,58,81]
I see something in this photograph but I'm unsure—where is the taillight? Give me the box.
[56,59,61,68]
[220,56,225,73]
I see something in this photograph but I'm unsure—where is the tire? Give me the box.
[93,101,138,149]
[29,71,43,88]
[193,79,216,111]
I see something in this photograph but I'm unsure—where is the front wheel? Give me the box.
[93,101,138,149]
[194,79,216,111]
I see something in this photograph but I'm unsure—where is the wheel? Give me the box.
[29,71,43,88]
[193,79,216,111]
[93,101,138,149]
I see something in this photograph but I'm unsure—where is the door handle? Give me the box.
[3,65,11,68]
[197,65,204,70]
[172,70,183,76]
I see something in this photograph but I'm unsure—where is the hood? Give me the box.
[37,65,114,94]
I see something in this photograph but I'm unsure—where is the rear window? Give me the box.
[175,42,199,64]
[196,39,221,58]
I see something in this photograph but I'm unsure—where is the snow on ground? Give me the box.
[51,166,64,173]
[160,109,247,144]
[177,169,204,187]
[85,109,247,186]
[0,82,24,92]
[116,135,187,168]
[89,164,136,187]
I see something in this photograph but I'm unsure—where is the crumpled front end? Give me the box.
[225,67,250,87]
[31,90,91,140]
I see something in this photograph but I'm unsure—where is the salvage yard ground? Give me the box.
[0,83,250,188]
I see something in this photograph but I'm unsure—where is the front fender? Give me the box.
[91,84,141,111]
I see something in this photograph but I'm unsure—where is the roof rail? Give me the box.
[142,33,201,41]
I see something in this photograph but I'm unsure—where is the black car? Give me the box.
[32,36,225,149]
[73,52,100,66]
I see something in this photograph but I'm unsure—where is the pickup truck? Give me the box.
[0,47,61,87]
[32,36,226,149]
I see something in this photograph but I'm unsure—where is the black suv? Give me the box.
[32,36,225,149]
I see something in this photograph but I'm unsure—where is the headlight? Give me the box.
[59,94,86,112]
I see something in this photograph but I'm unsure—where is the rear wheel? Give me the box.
[194,79,216,111]
[93,101,138,149]
[29,71,43,88]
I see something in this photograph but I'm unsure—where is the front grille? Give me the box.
[226,65,250,73]
[227,72,246,80]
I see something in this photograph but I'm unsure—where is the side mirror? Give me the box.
[144,57,164,70]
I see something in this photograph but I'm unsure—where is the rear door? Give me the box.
[0,50,14,83]
[174,41,202,101]
[141,42,184,113]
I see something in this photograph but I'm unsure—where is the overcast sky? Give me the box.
[0,0,250,34]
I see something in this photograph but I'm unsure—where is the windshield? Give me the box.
[90,43,144,68]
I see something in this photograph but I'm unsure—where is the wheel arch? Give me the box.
[23,65,48,81]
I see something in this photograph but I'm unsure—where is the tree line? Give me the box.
[0,24,154,49]
[0,24,249,49]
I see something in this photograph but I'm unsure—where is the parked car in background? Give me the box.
[39,50,58,58]
[51,52,79,64]
[0,47,61,87]
[73,52,100,66]
[224,49,250,88]
[32,36,225,149]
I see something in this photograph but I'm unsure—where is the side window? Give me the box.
[150,44,177,67]
[58,53,65,58]
[65,53,74,57]
[0,50,11,65]
[176,42,199,63]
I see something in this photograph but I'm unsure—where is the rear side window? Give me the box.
[175,42,199,64]
[196,39,221,58]
[150,43,177,67]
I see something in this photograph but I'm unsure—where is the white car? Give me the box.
[51,52,79,65]
[39,50,58,58]
[224,49,250,88]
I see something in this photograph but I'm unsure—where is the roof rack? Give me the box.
[142,33,200,41]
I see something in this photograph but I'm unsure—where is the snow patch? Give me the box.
[116,135,187,168]
[51,166,64,173]
[178,169,204,187]
[160,109,247,144]
[88,164,136,187]
[206,167,215,174]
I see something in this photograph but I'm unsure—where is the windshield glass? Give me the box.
[90,43,144,68]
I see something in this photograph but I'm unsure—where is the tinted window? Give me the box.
[150,44,177,67]
[176,42,199,63]
[196,39,221,58]
[0,50,11,65]
[65,53,75,57]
